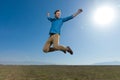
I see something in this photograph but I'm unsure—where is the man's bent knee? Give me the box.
[43,48,49,53]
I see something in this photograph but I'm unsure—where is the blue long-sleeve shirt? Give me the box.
[47,15,74,35]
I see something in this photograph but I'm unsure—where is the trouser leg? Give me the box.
[43,37,53,53]
[52,34,68,52]
[43,34,68,53]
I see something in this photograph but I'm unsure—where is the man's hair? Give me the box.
[54,10,61,14]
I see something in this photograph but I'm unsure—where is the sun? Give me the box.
[93,5,116,27]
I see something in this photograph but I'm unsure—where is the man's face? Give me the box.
[55,11,61,18]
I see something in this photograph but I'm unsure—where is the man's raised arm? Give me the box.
[47,12,53,22]
[62,9,83,22]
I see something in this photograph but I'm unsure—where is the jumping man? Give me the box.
[43,9,83,55]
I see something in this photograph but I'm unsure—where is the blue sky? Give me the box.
[0,0,120,65]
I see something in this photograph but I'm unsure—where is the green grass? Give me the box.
[0,65,120,80]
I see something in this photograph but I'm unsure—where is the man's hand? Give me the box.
[73,9,83,17]
[77,9,83,13]
[47,12,50,17]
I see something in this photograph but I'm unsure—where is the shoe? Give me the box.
[67,46,73,55]
[62,50,66,54]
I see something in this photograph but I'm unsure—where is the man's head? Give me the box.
[54,10,61,18]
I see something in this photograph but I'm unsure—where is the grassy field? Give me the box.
[0,65,120,80]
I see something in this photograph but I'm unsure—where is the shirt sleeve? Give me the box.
[62,15,74,22]
[47,17,53,22]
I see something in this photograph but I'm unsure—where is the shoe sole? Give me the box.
[67,46,73,55]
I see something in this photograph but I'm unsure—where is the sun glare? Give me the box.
[93,5,116,27]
